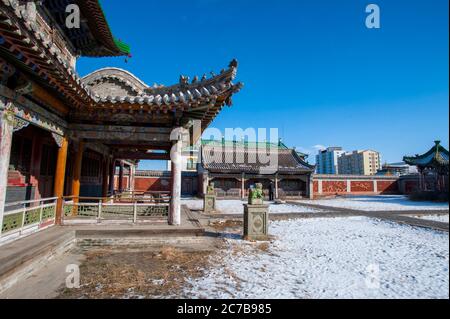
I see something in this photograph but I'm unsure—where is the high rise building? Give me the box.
[338,150,382,175]
[315,147,346,174]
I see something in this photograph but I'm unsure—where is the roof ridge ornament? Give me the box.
[229,59,238,68]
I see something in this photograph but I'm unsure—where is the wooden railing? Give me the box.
[111,191,171,204]
[1,197,58,242]
[62,194,171,225]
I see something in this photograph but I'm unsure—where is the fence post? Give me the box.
[39,200,44,226]
[97,200,102,223]
[20,203,26,235]
[133,201,137,223]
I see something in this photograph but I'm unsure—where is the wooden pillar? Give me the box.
[275,174,279,199]
[71,140,84,216]
[241,172,246,199]
[129,164,135,192]
[109,159,116,195]
[54,136,69,225]
[0,108,14,235]
[102,156,110,199]
[170,131,182,226]
[118,161,124,193]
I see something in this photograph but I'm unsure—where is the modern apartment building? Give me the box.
[338,150,382,175]
[315,147,346,174]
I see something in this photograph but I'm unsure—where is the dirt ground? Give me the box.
[57,222,248,299]
[57,246,213,299]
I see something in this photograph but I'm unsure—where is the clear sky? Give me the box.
[77,0,449,169]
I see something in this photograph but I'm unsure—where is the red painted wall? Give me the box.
[377,180,399,194]
[134,177,171,192]
[313,181,319,193]
[322,181,347,194]
[351,181,374,193]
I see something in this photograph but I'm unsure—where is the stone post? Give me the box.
[243,183,269,241]
[54,135,69,225]
[169,128,182,226]
[0,107,14,236]
[308,174,314,199]
[204,182,216,213]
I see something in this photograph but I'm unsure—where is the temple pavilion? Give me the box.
[199,139,315,199]
[0,0,242,238]
[403,141,449,192]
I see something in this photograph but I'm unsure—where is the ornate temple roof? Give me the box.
[0,1,242,126]
[80,62,243,127]
[201,142,315,175]
[43,0,130,57]
[403,141,449,170]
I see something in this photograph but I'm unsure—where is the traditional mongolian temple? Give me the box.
[0,0,242,239]
[403,141,449,192]
[199,140,315,199]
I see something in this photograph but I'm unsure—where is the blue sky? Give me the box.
[77,0,449,169]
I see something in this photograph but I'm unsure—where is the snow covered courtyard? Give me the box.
[184,217,449,299]
[299,195,449,212]
[182,199,319,214]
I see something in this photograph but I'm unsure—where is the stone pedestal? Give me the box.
[243,204,269,241]
[203,194,216,213]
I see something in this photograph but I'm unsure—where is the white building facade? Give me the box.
[315,147,346,174]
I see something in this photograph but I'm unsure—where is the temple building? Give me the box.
[403,141,449,192]
[198,139,315,199]
[0,0,242,238]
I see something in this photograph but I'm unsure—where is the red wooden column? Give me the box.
[118,161,124,193]
[102,156,110,199]
[71,140,84,215]
[54,136,69,225]
[109,159,116,195]
[0,107,14,235]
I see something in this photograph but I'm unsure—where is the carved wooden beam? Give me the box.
[68,124,171,142]
[113,151,170,161]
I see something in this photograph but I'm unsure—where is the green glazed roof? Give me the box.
[403,141,449,168]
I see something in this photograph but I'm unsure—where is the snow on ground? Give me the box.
[300,195,449,212]
[181,199,319,214]
[410,214,449,223]
[184,217,449,299]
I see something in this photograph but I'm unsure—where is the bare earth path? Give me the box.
[286,201,449,232]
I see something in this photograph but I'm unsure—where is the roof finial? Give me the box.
[434,140,441,146]
[229,59,238,68]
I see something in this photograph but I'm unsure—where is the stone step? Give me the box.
[0,228,76,294]
[74,226,205,239]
